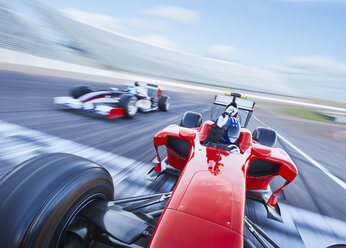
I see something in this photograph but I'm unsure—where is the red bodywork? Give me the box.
[149,121,298,247]
[106,108,126,118]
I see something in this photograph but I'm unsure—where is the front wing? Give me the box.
[54,96,125,118]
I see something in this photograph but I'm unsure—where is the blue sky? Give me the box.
[5,0,346,96]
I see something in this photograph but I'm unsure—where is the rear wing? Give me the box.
[214,93,255,111]
[135,82,162,98]
[135,81,161,91]
[211,92,256,128]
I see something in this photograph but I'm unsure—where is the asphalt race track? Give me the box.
[0,69,345,247]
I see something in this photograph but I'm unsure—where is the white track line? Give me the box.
[281,203,346,248]
[253,116,346,190]
[276,133,346,190]
[0,120,176,198]
[0,120,148,181]
[1,121,345,246]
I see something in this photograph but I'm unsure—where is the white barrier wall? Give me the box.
[29,1,292,96]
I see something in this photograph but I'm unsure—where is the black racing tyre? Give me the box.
[158,95,170,111]
[0,153,114,248]
[180,111,202,128]
[70,85,93,98]
[119,94,138,118]
[252,126,277,147]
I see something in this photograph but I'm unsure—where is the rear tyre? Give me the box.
[0,153,114,248]
[70,86,93,99]
[119,94,138,118]
[252,127,277,147]
[158,95,170,111]
[180,111,202,128]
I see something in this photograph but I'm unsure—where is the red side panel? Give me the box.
[238,129,252,153]
[106,108,125,118]
[246,144,298,191]
[153,125,195,147]
[153,125,196,171]
[246,144,298,206]
[247,175,277,190]
[198,121,214,142]
[166,148,188,170]
[149,209,243,248]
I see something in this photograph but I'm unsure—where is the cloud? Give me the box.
[143,5,199,23]
[125,18,169,32]
[17,13,42,27]
[268,65,313,75]
[270,56,346,76]
[61,9,123,32]
[59,9,177,50]
[138,34,178,50]
[209,45,242,62]
[60,9,171,33]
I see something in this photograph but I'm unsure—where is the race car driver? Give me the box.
[134,81,149,96]
[128,82,148,97]
[133,81,161,108]
[204,102,241,152]
[220,117,241,146]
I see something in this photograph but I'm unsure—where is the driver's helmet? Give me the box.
[128,85,137,94]
[134,81,140,86]
[222,117,241,144]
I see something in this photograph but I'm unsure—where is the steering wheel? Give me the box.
[227,144,240,153]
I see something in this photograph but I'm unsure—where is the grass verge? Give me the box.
[281,107,345,125]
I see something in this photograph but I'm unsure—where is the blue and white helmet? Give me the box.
[128,85,137,94]
[223,117,241,144]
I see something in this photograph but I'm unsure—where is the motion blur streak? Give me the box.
[1,1,291,96]
[0,120,174,197]
[1,47,344,115]
[0,111,345,247]
[277,134,346,190]
[253,116,346,190]
[281,203,346,247]
[1,1,346,106]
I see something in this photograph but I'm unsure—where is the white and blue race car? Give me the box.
[54,82,170,118]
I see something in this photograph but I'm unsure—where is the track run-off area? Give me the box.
[0,68,345,247]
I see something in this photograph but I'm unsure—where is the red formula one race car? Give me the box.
[0,93,297,248]
[54,82,170,118]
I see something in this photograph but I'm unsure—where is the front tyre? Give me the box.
[158,95,170,111]
[119,94,138,118]
[0,153,114,248]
